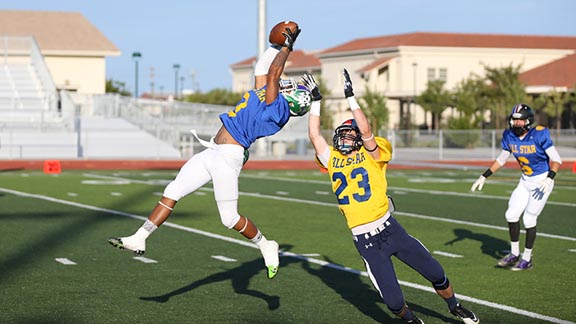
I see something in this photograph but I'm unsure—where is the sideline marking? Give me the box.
[1,186,574,324]
[55,258,76,265]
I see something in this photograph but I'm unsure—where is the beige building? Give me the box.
[231,32,576,129]
[0,10,120,94]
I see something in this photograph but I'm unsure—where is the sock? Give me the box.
[134,220,157,239]
[444,295,458,311]
[251,231,265,246]
[522,248,533,261]
[402,307,416,321]
[510,241,520,256]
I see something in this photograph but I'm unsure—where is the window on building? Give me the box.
[439,68,447,82]
[427,67,448,82]
[427,68,436,81]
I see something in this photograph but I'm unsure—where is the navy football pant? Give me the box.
[353,216,446,312]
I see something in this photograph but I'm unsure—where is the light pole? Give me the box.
[412,62,418,128]
[131,52,142,98]
[173,64,181,99]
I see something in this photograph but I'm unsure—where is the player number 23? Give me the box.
[332,167,371,204]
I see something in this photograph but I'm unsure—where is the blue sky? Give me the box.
[2,0,575,94]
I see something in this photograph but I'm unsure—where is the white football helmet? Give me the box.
[279,78,312,117]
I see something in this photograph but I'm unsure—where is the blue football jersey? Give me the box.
[501,126,554,176]
[219,86,291,148]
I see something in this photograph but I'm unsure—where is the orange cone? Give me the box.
[572,161,576,174]
[43,160,62,174]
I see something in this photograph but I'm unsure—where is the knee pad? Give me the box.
[523,211,538,228]
[505,209,522,223]
[216,200,240,229]
[432,276,450,291]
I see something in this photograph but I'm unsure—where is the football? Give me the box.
[269,20,299,46]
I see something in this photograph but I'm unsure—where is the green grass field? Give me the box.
[0,168,575,324]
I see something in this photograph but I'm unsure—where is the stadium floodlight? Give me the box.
[132,52,142,98]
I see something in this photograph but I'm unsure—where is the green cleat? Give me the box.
[267,265,279,279]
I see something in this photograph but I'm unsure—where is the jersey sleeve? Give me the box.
[501,130,511,151]
[534,126,554,150]
[375,137,393,162]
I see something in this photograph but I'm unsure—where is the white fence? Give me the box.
[1,92,575,160]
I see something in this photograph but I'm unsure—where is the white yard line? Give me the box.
[433,251,464,258]
[212,255,237,262]
[55,258,76,265]
[1,185,574,324]
[133,256,158,263]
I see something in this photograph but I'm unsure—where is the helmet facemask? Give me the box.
[279,79,312,116]
[508,104,535,136]
[332,119,363,155]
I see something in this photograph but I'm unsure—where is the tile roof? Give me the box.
[358,56,396,73]
[321,32,576,55]
[0,10,119,54]
[520,53,576,88]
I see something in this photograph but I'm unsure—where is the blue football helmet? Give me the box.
[333,119,363,155]
[508,104,535,136]
[279,78,312,117]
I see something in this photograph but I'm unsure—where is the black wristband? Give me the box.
[547,170,557,179]
[482,169,493,178]
[365,145,378,152]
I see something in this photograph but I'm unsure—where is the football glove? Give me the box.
[301,74,322,101]
[471,175,486,192]
[532,176,554,200]
[343,68,354,98]
[282,27,301,51]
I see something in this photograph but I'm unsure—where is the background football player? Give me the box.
[471,103,562,271]
[305,70,479,324]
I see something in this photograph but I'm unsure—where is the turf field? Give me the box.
[0,168,575,324]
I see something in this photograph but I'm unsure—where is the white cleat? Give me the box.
[260,240,279,279]
[108,235,146,256]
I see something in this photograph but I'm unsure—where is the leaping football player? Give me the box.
[108,23,311,280]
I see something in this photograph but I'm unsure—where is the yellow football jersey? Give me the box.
[322,137,393,229]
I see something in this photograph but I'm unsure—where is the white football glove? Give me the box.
[538,177,554,195]
[471,175,486,192]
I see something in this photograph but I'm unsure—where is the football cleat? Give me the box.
[108,236,145,256]
[406,318,425,324]
[450,303,480,324]
[260,240,279,279]
[511,259,533,271]
[496,253,519,268]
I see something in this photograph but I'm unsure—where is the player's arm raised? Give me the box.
[343,69,379,159]
[303,74,328,155]
[265,27,301,105]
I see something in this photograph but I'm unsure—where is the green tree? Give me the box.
[482,64,526,129]
[359,86,389,135]
[416,80,452,130]
[106,79,131,96]
[452,76,491,128]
